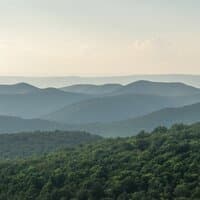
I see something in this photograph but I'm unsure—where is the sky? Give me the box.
[0,0,200,76]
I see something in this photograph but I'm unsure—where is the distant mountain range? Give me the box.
[43,93,200,124]
[0,102,200,137]
[0,82,39,94]
[111,80,200,96]
[0,80,198,120]
[80,102,200,137]
[0,74,200,88]
[45,81,200,124]
[0,80,199,136]
[61,80,200,97]
[0,83,91,118]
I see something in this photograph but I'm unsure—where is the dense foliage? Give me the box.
[0,123,200,199]
[0,131,101,159]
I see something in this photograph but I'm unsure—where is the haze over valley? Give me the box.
[0,79,199,137]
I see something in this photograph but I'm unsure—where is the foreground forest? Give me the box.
[0,123,199,199]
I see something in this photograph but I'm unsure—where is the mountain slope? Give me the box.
[0,115,71,133]
[0,81,199,120]
[81,102,200,137]
[0,131,101,159]
[44,92,200,124]
[0,123,199,199]
[44,94,176,124]
[0,88,92,118]
[1,102,200,137]
[0,82,39,94]
[112,80,200,96]
[61,80,200,96]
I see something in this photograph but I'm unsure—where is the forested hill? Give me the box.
[0,123,199,199]
[0,131,101,159]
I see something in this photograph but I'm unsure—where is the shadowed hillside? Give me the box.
[44,94,174,124]
[44,93,200,124]
[0,131,101,159]
[81,102,200,137]
[0,115,70,133]
[0,87,92,118]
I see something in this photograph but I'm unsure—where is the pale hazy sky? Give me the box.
[0,0,200,76]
